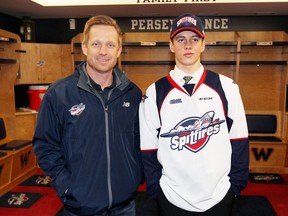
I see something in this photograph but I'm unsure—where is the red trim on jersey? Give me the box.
[195,69,206,92]
[141,148,158,152]
[167,69,207,96]
[230,137,249,141]
[167,73,186,94]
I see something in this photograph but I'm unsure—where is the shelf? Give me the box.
[240,61,287,65]
[74,41,169,47]
[74,41,288,49]
[121,41,288,47]
[206,41,288,46]
[123,42,169,47]
[122,61,174,65]
[0,58,17,64]
[123,41,237,47]
[121,60,288,66]
[0,36,17,43]
[205,41,237,46]
[15,109,38,116]
[241,41,288,46]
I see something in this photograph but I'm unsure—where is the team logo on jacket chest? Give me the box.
[69,103,85,116]
[160,111,225,152]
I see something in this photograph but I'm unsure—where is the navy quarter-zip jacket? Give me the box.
[33,62,144,215]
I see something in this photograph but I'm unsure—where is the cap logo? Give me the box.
[177,17,197,27]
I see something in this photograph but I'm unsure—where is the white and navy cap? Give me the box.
[170,13,205,39]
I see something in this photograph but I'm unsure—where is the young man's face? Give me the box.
[82,25,122,75]
[170,30,205,72]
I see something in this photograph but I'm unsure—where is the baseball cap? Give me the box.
[170,14,205,39]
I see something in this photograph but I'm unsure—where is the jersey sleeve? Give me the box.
[139,83,162,198]
[139,83,161,150]
[224,78,248,139]
[220,76,250,195]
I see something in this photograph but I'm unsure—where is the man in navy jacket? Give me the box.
[33,15,143,215]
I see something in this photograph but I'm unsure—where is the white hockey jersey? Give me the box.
[139,66,249,212]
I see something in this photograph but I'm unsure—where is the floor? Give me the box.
[0,170,287,216]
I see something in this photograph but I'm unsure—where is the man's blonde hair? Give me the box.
[82,15,122,46]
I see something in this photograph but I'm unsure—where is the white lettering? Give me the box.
[147,19,154,30]
[161,19,170,30]
[138,19,146,30]
[169,124,221,151]
[178,136,187,150]
[204,18,229,30]
[171,136,179,150]
[130,19,174,31]
[131,20,138,30]
[131,18,228,31]
[155,19,161,30]
[221,18,228,29]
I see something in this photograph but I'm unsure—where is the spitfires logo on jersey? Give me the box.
[160,111,225,152]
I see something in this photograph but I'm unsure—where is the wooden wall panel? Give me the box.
[205,32,238,42]
[61,44,73,77]
[122,46,173,61]
[203,65,236,80]
[0,29,20,114]
[238,65,285,111]
[202,46,237,61]
[123,65,171,93]
[238,31,286,41]
[123,32,169,42]
[240,46,285,61]
[14,114,37,140]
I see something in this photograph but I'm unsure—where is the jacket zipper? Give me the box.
[105,105,112,209]
[90,89,113,210]
[105,83,116,209]
[88,85,116,210]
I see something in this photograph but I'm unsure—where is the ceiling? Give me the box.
[1,0,288,19]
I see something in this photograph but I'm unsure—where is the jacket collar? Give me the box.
[76,62,130,92]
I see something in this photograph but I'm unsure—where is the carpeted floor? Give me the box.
[0,171,287,216]
[54,193,277,216]
[242,173,288,216]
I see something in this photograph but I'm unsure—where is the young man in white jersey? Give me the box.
[139,13,249,216]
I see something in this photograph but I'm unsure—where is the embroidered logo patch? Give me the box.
[69,103,85,116]
[160,111,225,152]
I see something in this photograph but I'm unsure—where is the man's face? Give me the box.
[170,30,205,72]
[82,25,122,75]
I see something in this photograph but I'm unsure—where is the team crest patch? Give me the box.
[69,103,85,116]
[160,111,225,152]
